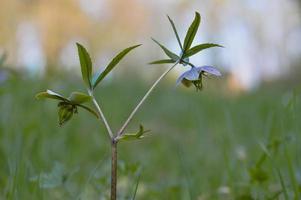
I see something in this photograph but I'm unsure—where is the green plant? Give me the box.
[35,12,222,199]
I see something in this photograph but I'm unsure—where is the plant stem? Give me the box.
[91,94,114,139]
[116,62,178,139]
[91,62,178,199]
[89,92,117,199]
[111,140,118,200]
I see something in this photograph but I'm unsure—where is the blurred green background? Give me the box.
[1,0,301,199]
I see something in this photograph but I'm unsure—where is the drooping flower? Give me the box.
[176,66,221,91]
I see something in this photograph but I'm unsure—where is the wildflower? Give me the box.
[176,66,221,91]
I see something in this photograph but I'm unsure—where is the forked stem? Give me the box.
[115,62,179,140]
[91,62,178,200]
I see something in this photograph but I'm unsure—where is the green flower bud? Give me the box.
[58,103,75,126]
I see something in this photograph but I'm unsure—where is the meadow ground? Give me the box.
[0,73,300,199]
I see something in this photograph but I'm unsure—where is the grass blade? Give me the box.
[285,147,300,200]
[131,170,141,200]
[276,168,289,200]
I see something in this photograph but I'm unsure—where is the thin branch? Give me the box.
[115,62,179,140]
[90,94,114,139]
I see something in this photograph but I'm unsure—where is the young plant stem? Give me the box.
[111,141,118,200]
[90,93,117,199]
[90,94,114,139]
[92,62,178,200]
[115,62,179,140]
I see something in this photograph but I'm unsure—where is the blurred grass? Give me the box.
[0,72,300,199]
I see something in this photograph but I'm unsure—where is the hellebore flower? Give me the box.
[176,66,221,91]
[35,90,98,125]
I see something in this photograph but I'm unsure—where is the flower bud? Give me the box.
[58,103,74,126]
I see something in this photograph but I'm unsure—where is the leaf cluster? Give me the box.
[150,12,223,66]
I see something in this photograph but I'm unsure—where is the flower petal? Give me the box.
[182,67,199,80]
[197,66,221,76]
[176,72,186,86]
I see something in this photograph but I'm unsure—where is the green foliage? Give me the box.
[150,12,222,66]
[36,90,97,125]
[1,77,301,199]
[167,15,183,50]
[76,43,93,89]
[76,43,141,90]
[151,38,179,61]
[22,11,298,200]
[183,43,224,58]
[118,125,150,141]
[67,92,92,104]
[183,12,201,53]
[249,167,269,183]
[35,89,66,101]
[148,59,174,65]
[92,44,141,89]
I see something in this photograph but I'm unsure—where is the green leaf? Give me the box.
[183,12,201,53]
[131,170,141,200]
[76,43,93,89]
[35,90,68,102]
[167,15,183,50]
[67,92,92,104]
[249,167,269,183]
[149,59,175,65]
[151,38,180,61]
[119,125,150,141]
[93,44,141,89]
[77,104,99,118]
[183,43,223,58]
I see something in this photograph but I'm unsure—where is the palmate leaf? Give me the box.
[92,44,141,89]
[151,38,180,61]
[76,43,93,89]
[167,15,183,50]
[183,12,201,53]
[149,59,174,65]
[183,43,223,58]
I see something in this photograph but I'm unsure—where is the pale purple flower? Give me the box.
[176,66,221,91]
